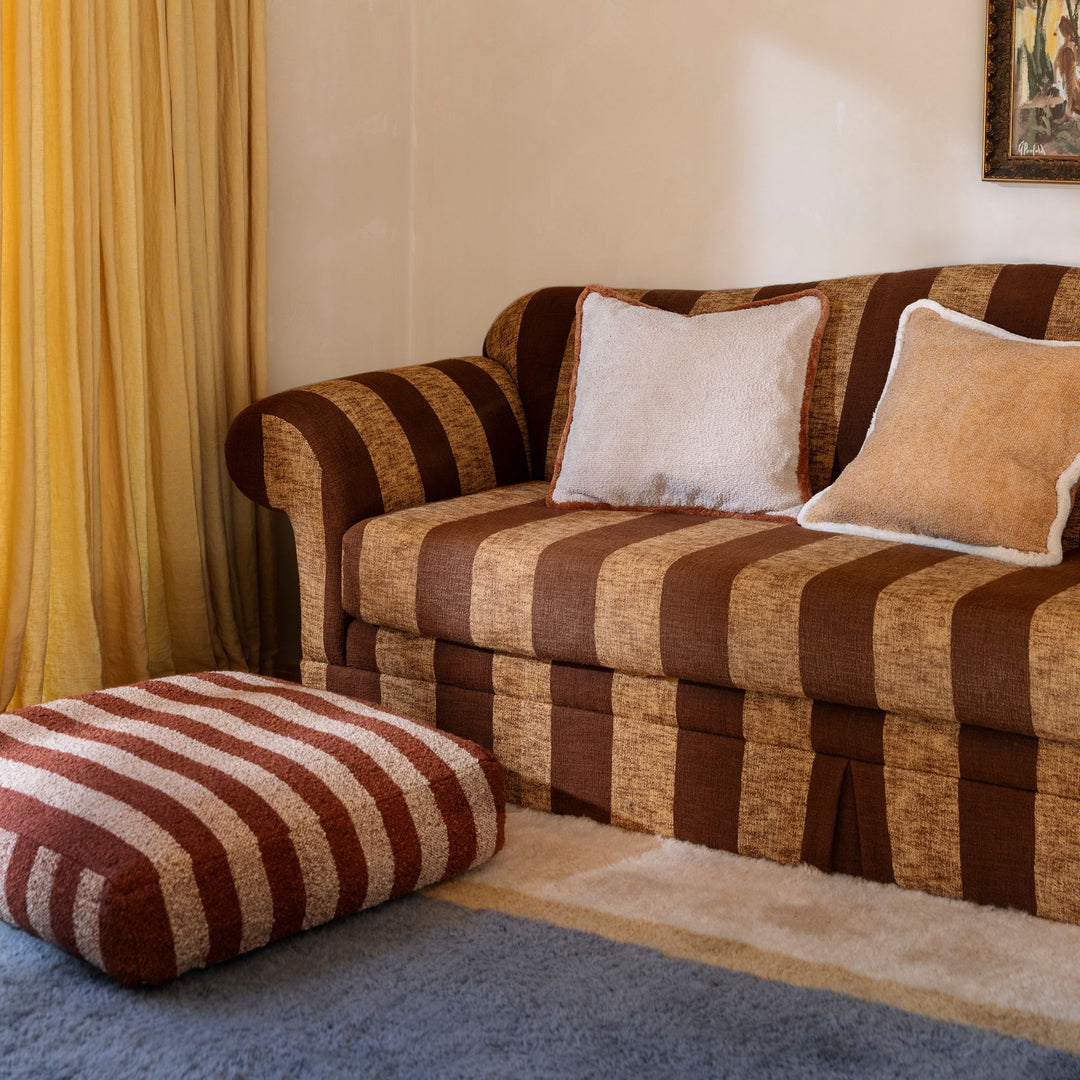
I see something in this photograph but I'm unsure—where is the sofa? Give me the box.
[226,263,1080,924]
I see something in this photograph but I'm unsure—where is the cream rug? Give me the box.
[426,805,1080,1055]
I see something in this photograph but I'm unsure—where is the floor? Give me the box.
[427,804,1080,1054]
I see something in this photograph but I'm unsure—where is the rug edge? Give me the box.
[424,878,1080,1057]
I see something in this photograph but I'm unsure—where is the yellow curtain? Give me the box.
[0,0,274,710]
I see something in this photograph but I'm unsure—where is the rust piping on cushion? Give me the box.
[545,284,830,519]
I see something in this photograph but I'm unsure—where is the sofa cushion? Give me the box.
[799,300,1080,566]
[0,672,504,984]
[549,286,827,516]
[343,482,1080,742]
[483,267,1080,495]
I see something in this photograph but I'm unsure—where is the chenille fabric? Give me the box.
[315,626,1080,926]
[799,301,1080,565]
[341,481,1080,743]
[226,359,531,667]
[0,672,503,984]
[227,262,1080,926]
[481,267,1080,498]
[548,287,827,516]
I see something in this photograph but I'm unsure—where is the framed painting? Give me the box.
[985,0,1080,181]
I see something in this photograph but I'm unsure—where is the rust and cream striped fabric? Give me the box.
[341,481,1080,743]
[315,627,1080,926]
[225,359,531,668]
[0,672,504,985]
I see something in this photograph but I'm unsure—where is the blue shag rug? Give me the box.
[0,894,1077,1080]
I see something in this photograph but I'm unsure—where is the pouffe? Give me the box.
[0,671,504,985]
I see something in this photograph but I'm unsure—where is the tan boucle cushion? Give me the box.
[548,286,829,518]
[0,672,504,985]
[798,300,1080,566]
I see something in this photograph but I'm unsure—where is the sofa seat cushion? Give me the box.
[343,482,1080,741]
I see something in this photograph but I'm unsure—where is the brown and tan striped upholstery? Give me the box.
[315,628,1080,924]
[226,262,1080,925]
[340,480,1080,743]
[484,266,1080,490]
[0,672,504,984]
[226,359,531,667]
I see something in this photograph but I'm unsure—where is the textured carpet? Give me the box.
[2,891,1079,1080]
[430,806,1080,1054]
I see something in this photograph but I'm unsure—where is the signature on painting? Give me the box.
[1013,1,1080,159]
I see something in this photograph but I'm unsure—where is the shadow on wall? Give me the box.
[721,0,994,284]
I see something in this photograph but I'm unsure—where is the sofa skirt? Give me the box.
[301,622,1080,926]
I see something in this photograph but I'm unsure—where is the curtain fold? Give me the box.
[0,0,273,710]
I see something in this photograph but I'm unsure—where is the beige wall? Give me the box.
[410,0,1080,361]
[265,0,1080,662]
[266,0,414,662]
[269,0,1080,380]
[266,0,412,394]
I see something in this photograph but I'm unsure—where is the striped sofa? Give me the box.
[227,264,1080,924]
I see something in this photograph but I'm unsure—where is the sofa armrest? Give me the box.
[225,358,530,667]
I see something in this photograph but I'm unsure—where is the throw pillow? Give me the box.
[797,299,1080,566]
[547,285,830,517]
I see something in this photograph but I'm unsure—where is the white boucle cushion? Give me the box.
[547,286,829,517]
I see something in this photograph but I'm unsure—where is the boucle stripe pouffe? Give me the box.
[0,671,504,985]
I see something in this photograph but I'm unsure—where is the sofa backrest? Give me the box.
[483,265,1080,491]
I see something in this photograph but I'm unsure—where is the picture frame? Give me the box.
[984,0,1080,182]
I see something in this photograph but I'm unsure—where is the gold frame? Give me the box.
[984,0,1080,182]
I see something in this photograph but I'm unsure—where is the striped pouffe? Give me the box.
[0,672,504,985]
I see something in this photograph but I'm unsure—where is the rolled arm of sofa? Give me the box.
[225,357,531,669]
